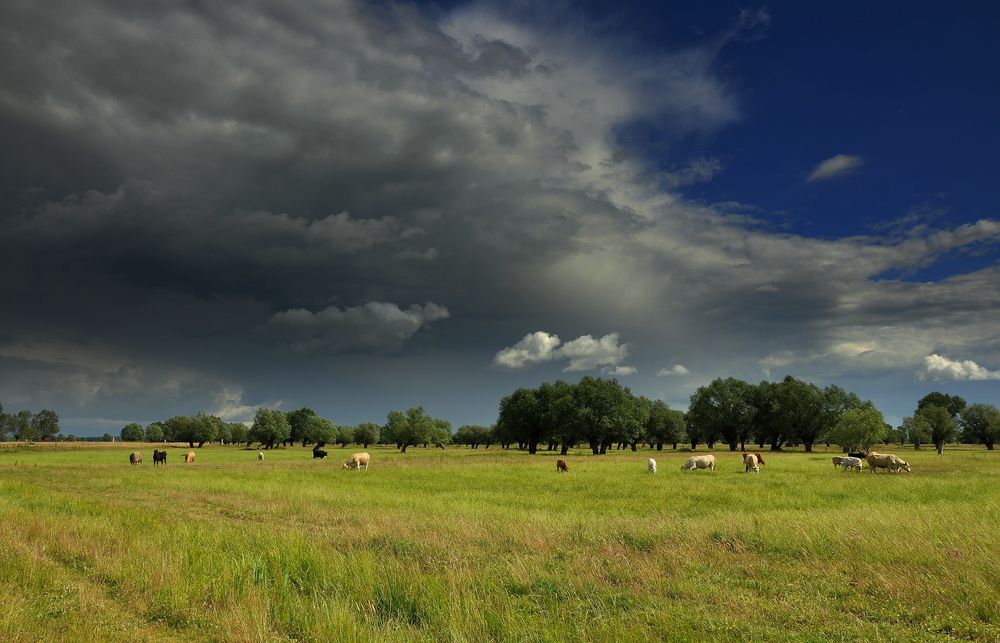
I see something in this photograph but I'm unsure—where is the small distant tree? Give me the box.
[101,432,114,442]
[0,404,9,441]
[145,422,165,442]
[14,410,37,441]
[32,409,59,441]
[120,422,145,441]
[354,422,380,448]
[829,407,889,453]
[917,405,956,454]
[66,434,78,442]
[900,415,930,449]
[960,404,1000,450]
[454,425,489,449]
[165,416,192,444]
[646,399,683,450]
[250,408,291,449]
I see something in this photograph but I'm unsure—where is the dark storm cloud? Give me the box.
[1,0,998,429]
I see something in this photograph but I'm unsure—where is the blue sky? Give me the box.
[1,1,998,434]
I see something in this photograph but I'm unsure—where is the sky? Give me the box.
[1,0,998,435]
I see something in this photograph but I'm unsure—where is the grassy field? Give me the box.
[1,443,999,641]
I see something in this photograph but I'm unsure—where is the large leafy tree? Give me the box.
[572,376,643,455]
[687,378,755,451]
[496,387,546,454]
[145,422,165,442]
[384,407,436,453]
[354,422,380,448]
[917,392,966,418]
[538,380,578,454]
[917,404,957,454]
[120,422,145,441]
[900,414,931,449]
[829,407,889,453]
[454,425,489,449]
[429,419,452,447]
[960,404,1000,449]
[186,413,222,448]
[250,408,291,449]
[227,422,249,445]
[286,407,318,447]
[645,399,684,450]
[335,425,355,447]
[303,416,335,447]
[0,403,9,441]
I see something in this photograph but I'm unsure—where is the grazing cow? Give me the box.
[866,452,911,474]
[257,452,264,461]
[744,453,760,473]
[681,455,716,471]
[556,459,569,473]
[344,452,371,471]
[647,458,657,474]
[129,451,142,466]
[184,451,196,463]
[753,452,766,465]
[841,456,863,472]
[153,450,166,466]
[832,456,845,468]
[312,448,328,460]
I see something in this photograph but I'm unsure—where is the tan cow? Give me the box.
[866,452,911,473]
[681,455,716,471]
[344,452,370,471]
[129,451,142,465]
[184,451,196,463]
[744,453,760,473]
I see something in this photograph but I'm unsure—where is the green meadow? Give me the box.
[1,443,998,641]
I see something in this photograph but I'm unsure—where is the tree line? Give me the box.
[0,404,63,441]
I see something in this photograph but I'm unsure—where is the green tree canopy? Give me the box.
[120,422,145,441]
[145,422,165,442]
[32,409,59,440]
[687,378,755,451]
[829,406,889,453]
[250,408,291,449]
[286,407,318,447]
[918,392,966,418]
[354,422,380,448]
[916,404,957,454]
[960,403,1000,450]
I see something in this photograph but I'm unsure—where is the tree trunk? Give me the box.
[657,443,663,451]
[728,441,737,451]
[804,441,814,453]
[672,442,678,450]
[936,442,944,454]
[401,444,408,453]
[188,440,195,448]
[197,441,205,448]
[987,443,994,450]
[528,441,538,454]
[630,443,637,452]
[560,443,569,455]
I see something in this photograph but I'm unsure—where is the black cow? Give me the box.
[153,449,167,465]
[312,448,328,460]
[848,451,868,459]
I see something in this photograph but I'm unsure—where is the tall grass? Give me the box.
[1,443,997,641]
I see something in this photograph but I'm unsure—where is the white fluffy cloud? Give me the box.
[916,354,1000,381]
[807,154,864,181]
[494,331,633,373]
[265,302,450,353]
[657,364,690,376]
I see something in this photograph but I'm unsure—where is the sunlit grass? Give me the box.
[1,442,997,640]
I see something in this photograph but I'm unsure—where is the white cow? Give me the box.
[744,453,760,473]
[681,455,716,471]
[647,458,657,474]
[258,452,264,461]
[841,456,863,472]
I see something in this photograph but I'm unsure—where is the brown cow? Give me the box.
[129,451,142,465]
[184,451,196,463]
[556,459,569,473]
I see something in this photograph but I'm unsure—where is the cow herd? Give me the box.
[127,447,914,476]
[127,448,371,470]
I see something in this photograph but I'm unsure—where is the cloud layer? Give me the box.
[0,2,997,429]
[917,354,1000,381]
